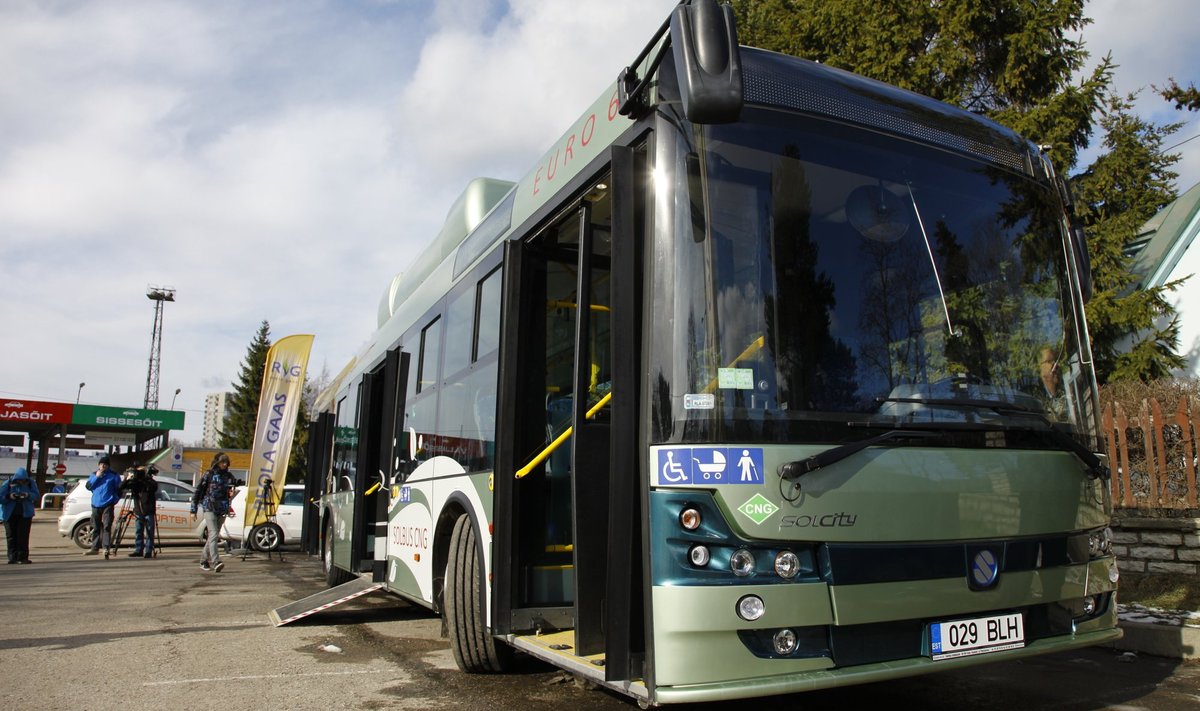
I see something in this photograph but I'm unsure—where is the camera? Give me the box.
[10,491,28,501]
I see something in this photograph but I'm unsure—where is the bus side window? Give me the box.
[443,288,475,380]
[404,316,441,466]
[435,267,503,472]
[417,317,442,394]
[476,268,502,359]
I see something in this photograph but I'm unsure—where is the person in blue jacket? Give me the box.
[1,467,39,564]
[84,456,122,558]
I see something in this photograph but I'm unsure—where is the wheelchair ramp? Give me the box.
[269,578,386,627]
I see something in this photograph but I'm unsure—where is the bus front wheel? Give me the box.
[445,513,512,673]
[324,519,353,588]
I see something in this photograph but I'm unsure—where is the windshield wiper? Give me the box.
[875,396,1110,481]
[778,429,941,480]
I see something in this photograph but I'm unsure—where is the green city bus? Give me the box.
[310,1,1119,704]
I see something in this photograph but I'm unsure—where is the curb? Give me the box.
[1107,607,1200,660]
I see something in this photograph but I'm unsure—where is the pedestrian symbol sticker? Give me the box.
[655,447,764,486]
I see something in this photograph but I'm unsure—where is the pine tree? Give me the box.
[218,320,315,482]
[286,379,314,483]
[1158,79,1200,112]
[729,0,1106,170]
[1072,92,1186,382]
[218,320,272,450]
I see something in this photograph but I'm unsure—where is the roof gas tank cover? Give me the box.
[377,177,514,327]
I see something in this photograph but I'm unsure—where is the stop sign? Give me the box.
[54,462,67,475]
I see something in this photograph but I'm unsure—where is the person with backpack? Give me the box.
[190,453,238,572]
[1,467,39,564]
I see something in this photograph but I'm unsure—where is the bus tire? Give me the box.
[445,513,512,673]
[324,519,353,588]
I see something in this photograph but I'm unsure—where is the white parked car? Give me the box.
[57,476,208,549]
[219,484,305,551]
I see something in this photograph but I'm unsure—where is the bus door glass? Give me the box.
[510,174,614,613]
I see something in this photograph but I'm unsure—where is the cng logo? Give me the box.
[737,493,779,525]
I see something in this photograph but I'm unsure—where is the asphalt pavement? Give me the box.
[2,517,1198,710]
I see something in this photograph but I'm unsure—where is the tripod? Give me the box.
[110,492,162,558]
[239,481,284,562]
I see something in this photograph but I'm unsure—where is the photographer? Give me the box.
[118,466,159,558]
[1,467,39,564]
[190,453,237,573]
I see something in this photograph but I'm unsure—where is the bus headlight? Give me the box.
[774,550,800,579]
[1088,527,1113,556]
[773,628,797,655]
[689,545,711,567]
[736,595,765,621]
[730,548,756,577]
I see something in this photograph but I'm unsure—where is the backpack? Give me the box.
[201,471,236,515]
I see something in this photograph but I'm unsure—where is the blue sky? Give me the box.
[1,0,1197,446]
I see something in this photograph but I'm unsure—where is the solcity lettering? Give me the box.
[779,512,858,529]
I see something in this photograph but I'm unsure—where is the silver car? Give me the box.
[57,476,209,549]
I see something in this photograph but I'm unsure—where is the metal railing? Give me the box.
[39,492,68,510]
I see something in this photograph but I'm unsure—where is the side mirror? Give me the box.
[1070,224,1093,304]
[670,0,743,123]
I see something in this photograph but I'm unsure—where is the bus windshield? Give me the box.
[650,108,1097,444]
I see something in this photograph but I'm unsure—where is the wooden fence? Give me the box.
[1101,397,1200,512]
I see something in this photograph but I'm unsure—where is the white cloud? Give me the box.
[399,1,677,183]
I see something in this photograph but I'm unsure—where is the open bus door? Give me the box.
[603,144,645,681]
[304,411,335,555]
[350,348,409,579]
[494,145,646,682]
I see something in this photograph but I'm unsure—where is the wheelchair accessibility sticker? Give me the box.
[656,447,764,486]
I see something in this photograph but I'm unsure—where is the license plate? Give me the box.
[930,612,1025,660]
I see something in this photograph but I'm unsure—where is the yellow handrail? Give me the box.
[548,300,611,313]
[515,391,613,479]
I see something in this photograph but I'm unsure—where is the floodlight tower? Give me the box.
[144,286,176,408]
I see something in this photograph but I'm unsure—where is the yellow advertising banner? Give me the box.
[244,334,314,528]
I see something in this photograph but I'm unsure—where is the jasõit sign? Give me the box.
[1,399,73,424]
[72,404,185,431]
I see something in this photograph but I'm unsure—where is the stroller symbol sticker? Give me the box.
[693,450,726,481]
